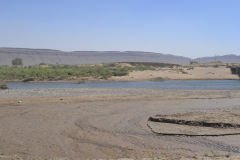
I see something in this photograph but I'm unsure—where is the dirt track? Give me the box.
[1,88,240,159]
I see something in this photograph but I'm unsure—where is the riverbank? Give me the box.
[110,65,239,81]
[1,88,240,159]
[0,63,154,82]
[0,63,239,83]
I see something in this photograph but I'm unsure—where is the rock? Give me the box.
[22,78,35,82]
[18,100,22,103]
[0,83,8,90]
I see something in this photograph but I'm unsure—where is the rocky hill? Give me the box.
[194,54,240,63]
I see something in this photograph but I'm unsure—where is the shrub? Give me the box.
[187,66,194,70]
[23,78,35,82]
[39,62,47,65]
[12,58,23,66]
[190,61,198,65]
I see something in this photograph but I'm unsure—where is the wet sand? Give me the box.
[0,88,240,159]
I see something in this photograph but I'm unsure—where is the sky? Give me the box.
[0,0,240,58]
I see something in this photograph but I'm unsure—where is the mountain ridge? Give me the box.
[194,54,240,63]
[0,47,239,65]
[0,47,190,65]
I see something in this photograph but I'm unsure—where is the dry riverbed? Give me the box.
[1,88,240,159]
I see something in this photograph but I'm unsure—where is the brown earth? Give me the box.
[0,89,240,159]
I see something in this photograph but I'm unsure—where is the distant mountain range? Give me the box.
[0,47,239,65]
[0,48,191,65]
[194,54,240,63]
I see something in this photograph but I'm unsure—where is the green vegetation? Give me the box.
[186,66,194,70]
[168,67,188,74]
[0,64,156,81]
[190,61,198,65]
[12,58,23,66]
[203,150,232,158]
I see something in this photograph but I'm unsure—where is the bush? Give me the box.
[39,62,47,66]
[187,66,194,70]
[12,58,23,66]
[23,78,35,82]
[190,61,198,65]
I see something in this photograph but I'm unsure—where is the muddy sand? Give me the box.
[1,88,240,159]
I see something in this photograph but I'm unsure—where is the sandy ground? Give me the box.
[1,88,240,159]
[110,66,239,81]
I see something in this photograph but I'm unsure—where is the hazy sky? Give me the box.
[1,0,240,58]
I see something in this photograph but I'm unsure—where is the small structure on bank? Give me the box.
[0,81,8,90]
[230,67,240,77]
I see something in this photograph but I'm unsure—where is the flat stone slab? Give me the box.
[148,107,240,136]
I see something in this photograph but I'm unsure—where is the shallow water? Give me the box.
[6,80,240,90]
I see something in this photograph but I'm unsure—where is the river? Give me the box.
[6,80,240,90]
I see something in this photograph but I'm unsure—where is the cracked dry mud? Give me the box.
[0,88,240,159]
